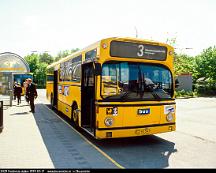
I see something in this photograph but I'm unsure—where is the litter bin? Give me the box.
[0,101,3,133]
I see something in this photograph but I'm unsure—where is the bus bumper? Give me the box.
[95,123,176,139]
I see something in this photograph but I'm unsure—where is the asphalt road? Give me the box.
[38,89,216,168]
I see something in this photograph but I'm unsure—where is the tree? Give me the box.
[174,53,196,77]
[193,46,216,95]
[24,53,39,72]
[24,53,48,88]
[166,36,198,79]
[55,48,79,62]
[195,46,216,81]
[24,48,80,88]
[39,53,54,64]
[34,62,48,88]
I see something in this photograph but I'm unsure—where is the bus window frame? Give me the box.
[59,55,82,82]
[99,61,174,102]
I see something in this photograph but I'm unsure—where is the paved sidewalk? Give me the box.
[0,95,11,106]
[0,95,118,169]
[0,99,54,168]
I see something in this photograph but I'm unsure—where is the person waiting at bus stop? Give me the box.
[14,83,22,105]
[23,79,29,103]
[13,81,17,100]
[26,78,37,113]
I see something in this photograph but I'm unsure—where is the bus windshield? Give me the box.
[101,62,173,101]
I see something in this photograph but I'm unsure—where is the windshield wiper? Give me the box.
[104,91,129,100]
[151,91,162,100]
[119,91,131,100]
[144,82,162,100]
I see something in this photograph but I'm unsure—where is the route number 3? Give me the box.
[137,45,145,57]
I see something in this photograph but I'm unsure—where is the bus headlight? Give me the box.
[166,112,173,122]
[104,117,114,126]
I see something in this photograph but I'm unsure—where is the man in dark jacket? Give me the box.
[13,82,17,100]
[26,78,37,113]
[15,83,22,105]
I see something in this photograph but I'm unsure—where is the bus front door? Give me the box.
[81,63,95,135]
[53,70,58,108]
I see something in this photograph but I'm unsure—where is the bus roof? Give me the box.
[47,37,172,69]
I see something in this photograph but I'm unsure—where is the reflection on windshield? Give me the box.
[101,62,173,101]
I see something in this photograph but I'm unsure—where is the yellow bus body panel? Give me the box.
[57,82,81,120]
[46,82,53,102]
[97,105,167,128]
[96,124,176,139]
[95,101,176,138]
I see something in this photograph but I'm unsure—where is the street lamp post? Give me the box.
[134,26,138,38]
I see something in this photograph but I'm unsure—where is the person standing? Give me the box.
[15,83,22,105]
[26,78,37,113]
[23,79,29,103]
[13,81,17,100]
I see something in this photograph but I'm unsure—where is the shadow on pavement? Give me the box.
[92,135,177,168]
[10,111,29,116]
[32,103,118,169]
[34,103,177,169]
[14,104,30,107]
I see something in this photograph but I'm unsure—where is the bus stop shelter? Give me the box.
[0,52,30,106]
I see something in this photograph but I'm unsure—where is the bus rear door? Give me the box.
[52,70,58,108]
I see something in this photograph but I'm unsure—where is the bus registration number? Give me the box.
[135,128,151,135]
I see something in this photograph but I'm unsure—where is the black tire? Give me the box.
[72,104,79,127]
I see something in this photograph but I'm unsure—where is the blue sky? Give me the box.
[0,0,215,57]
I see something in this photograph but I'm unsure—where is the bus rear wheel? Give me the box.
[72,104,79,127]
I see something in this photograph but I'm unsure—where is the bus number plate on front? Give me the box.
[137,108,150,115]
[135,128,151,135]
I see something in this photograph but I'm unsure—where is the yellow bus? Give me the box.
[46,37,176,139]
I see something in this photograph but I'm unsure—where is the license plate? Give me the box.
[137,108,150,115]
[135,128,151,135]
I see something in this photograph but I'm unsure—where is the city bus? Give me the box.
[46,37,176,139]
[13,73,33,95]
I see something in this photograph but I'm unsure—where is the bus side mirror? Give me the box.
[94,63,102,76]
[175,79,180,88]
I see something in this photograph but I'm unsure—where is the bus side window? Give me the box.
[60,63,65,81]
[64,60,72,81]
[72,63,81,82]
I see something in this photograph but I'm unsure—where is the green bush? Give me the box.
[175,90,197,98]
[194,81,216,96]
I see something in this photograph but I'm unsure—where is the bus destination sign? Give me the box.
[110,41,167,60]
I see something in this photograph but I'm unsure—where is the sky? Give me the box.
[0,0,216,57]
